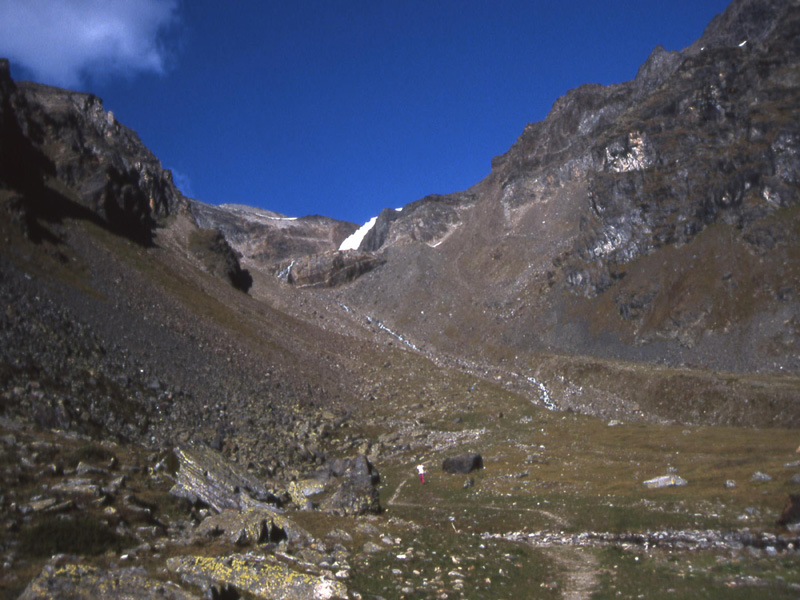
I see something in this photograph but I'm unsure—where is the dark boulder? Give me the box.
[326,454,380,484]
[442,453,483,474]
[778,493,800,526]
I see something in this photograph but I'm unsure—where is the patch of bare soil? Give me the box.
[549,547,601,600]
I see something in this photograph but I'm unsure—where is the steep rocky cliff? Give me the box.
[0,57,185,243]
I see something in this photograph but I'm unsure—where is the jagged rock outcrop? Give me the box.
[0,58,186,242]
[279,250,385,287]
[194,507,312,546]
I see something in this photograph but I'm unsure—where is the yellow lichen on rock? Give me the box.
[167,554,347,600]
[18,561,200,600]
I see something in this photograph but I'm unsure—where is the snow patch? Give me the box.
[339,216,378,251]
[338,207,403,251]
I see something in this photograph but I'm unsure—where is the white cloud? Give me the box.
[0,0,179,88]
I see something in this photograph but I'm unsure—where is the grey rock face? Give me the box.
[332,0,800,384]
[358,193,477,252]
[279,250,384,287]
[166,445,277,512]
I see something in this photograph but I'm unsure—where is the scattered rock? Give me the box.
[326,528,353,543]
[752,471,772,483]
[724,480,737,489]
[362,541,383,554]
[643,475,688,489]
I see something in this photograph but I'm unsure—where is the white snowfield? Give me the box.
[339,216,378,251]
[338,208,402,252]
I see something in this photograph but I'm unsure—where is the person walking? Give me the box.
[417,464,426,484]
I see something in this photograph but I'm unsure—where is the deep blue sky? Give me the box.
[2,1,732,225]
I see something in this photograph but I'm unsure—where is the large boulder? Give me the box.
[442,453,484,474]
[165,445,278,512]
[167,554,347,600]
[326,454,380,484]
[778,493,800,527]
[319,454,382,515]
[320,472,381,516]
[19,560,200,600]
